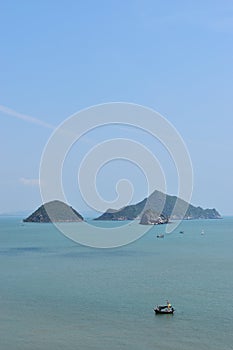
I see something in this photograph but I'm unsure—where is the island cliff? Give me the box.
[140,210,169,225]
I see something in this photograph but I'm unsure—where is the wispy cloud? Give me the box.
[20,177,40,186]
[0,104,54,129]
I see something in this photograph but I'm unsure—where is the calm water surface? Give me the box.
[0,217,233,350]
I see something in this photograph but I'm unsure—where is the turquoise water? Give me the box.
[0,217,233,350]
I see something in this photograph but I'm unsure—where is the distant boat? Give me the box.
[201,229,205,235]
[156,234,164,238]
[179,230,184,234]
[154,302,175,314]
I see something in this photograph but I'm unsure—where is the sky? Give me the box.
[0,0,233,216]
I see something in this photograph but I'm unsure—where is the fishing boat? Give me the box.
[156,234,164,238]
[154,301,174,314]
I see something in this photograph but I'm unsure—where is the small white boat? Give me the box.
[201,229,204,235]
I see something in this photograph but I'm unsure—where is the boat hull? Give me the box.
[154,308,174,315]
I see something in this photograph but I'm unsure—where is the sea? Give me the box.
[0,216,233,350]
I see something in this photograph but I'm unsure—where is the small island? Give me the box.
[23,200,84,223]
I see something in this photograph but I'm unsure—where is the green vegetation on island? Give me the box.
[23,191,221,225]
[95,190,221,224]
[23,200,83,223]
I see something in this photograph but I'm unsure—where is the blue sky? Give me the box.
[1,0,233,215]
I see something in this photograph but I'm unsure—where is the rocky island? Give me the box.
[95,190,221,224]
[140,210,169,225]
[23,200,84,223]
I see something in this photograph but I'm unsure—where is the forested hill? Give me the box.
[95,190,221,222]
